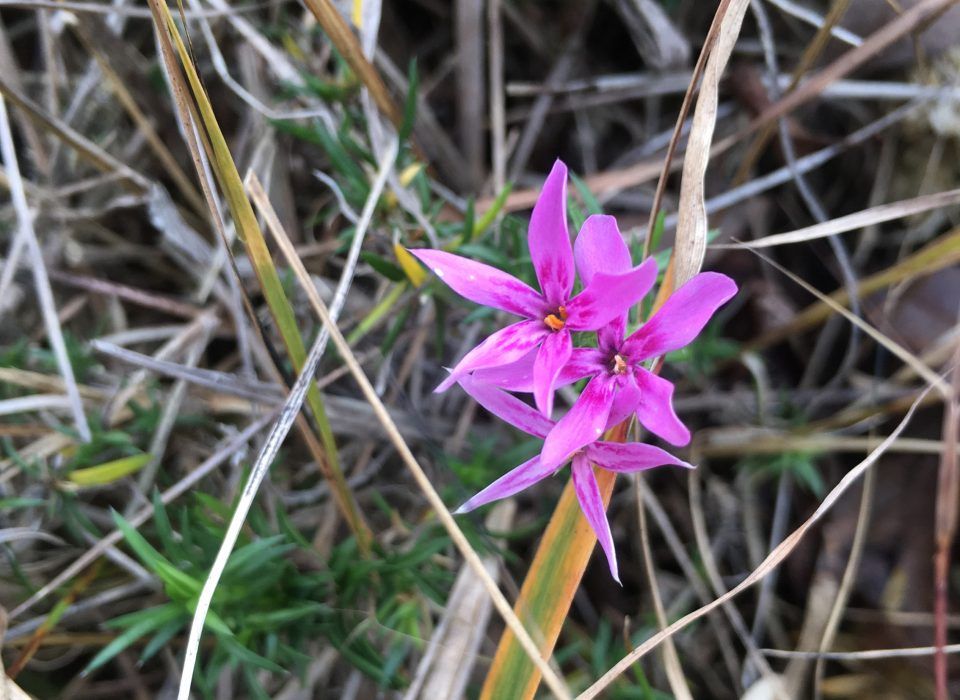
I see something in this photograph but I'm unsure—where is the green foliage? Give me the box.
[554,618,674,700]
[665,317,740,380]
[87,492,457,695]
[741,451,825,496]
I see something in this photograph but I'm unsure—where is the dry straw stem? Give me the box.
[643,0,734,257]
[763,643,960,661]
[749,225,960,349]
[698,434,947,457]
[248,184,573,700]
[147,0,370,544]
[812,467,875,700]
[635,477,692,700]
[0,93,92,443]
[578,387,932,699]
[733,0,853,184]
[749,249,951,398]
[725,188,960,250]
[934,340,960,699]
[174,141,397,700]
[300,0,401,126]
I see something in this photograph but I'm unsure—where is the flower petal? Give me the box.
[621,271,737,360]
[541,374,617,469]
[571,454,619,584]
[564,260,658,331]
[605,373,641,429]
[457,374,554,439]
[533,330,573,417]
[436,320,548,392]
[410,248,544,318]
[528,160,574,305]
[586,440,693,472]
[455,455,557,513]
[574,214,632,284]
[574,215,639,351]
[634,369,690,446]
[472,347,605,393]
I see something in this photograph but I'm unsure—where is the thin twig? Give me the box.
[0,93,91,443]
[579,387,931,699]
[255,191,573,700]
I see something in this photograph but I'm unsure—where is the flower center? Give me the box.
[611,354,628,375]
[543,306,568,331]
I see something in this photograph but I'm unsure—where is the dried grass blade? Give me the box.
[749,248,950,398]
[730,188,960,249]
[300,0,401,125]
[750,225,960,349]
[146,0,370,545]
[174,140,397,700]
[0,94,91,442]
[580,387,933,699]
[657,0,749,299]
[643,0,730,256]
[254,193,572,700]
[934,339,960,699]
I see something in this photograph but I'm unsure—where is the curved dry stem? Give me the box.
[578,386,932,699]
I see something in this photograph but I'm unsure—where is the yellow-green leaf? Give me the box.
[68,453,152,487]
[394,243,426,287]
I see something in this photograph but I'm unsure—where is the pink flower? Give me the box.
[474,215,738,469]
[454,375,691,583]
[410,160,655,417]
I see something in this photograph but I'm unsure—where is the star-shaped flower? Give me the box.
[471,215,738,469]
[410,160,655,416]
[454,375,692,583]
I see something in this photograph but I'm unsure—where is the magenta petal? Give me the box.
[436,320,548,392]
[571,455,620,584]
[574,215,632,284]
[564,260,658,331]
[622,272,737,360]
[605,374,642,429]
[541,374,617,469]
[474,346,605,393]
[633,369,690,446]
[455,455,557,513]
[586,440,693,472]
[457,375,554,439]
[533,330,573,417]
[528,160,574,306]
[470,350,538,392]
[410,248,544,318]
[573,215,648,349]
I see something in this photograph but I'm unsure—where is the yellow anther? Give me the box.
[543,306,568,331]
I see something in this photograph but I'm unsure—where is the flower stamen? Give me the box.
[543,305,568,331]
[611,354,627,374]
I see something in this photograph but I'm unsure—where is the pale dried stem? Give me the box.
[175,139,398,700]
[580,388,931,699]
[254,180,573,700]
[0,93,92,443]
